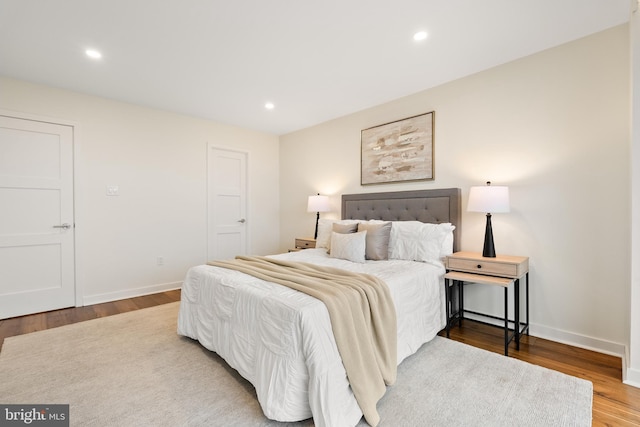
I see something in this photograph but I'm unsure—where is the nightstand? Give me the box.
[289,237,316,252]
[444,251,529,356]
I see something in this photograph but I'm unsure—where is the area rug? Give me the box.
[0,302,592,426]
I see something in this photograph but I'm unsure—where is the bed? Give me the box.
[177,188,461,427]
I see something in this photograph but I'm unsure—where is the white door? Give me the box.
[0,115,75,319]
[207,145,248,260]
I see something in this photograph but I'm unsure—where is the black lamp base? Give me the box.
[314,212,320,239]
[482,213,496,258]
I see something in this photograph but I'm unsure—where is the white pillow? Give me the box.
[316,219,361,249]
[440,225,455,257]
[329,230,367,263]
[388,221,454,262]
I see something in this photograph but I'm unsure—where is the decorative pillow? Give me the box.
[389,221,454,262]
[357,221,392,260]
[316,219,361,249]
[325,222,359,252]
[329,230,367,263]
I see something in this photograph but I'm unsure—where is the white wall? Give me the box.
[280,25,630,355]
[0,76,280,305]
[629,3,640,386]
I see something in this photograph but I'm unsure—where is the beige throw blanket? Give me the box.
[208,256,397,427]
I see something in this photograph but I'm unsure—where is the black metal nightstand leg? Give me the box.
[504,287,509,356]
[458,280,464,326]
[445,277,451,338]
[515,278,520,351]
[526,272,530,336]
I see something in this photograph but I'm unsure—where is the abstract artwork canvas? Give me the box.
[361,112,434,185]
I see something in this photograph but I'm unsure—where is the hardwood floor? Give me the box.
[0,290,181,351]
[1,290,638,426]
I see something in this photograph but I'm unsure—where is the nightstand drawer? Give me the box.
[295,238,316,249]
[446,258,518,277]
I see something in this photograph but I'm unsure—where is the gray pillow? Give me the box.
[332,223,358,234]
[357,222,392,260]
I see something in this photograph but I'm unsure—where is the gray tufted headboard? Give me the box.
[341,188,461,252]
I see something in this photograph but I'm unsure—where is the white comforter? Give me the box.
[177,249,446,427]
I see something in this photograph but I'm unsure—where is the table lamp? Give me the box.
[307,194,330,239]
[467,181,510,257]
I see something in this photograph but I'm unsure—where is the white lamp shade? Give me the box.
[307,195,330,213]
[467,185,510,213]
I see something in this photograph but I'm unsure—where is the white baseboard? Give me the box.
[529,322,626,358]
[536,323,639,389]
[462,312,626,358]
[82,281,182,306]
[625,366,640,388]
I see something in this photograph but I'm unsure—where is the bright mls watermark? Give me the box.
[1,405,69,426]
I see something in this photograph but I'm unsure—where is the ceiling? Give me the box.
[0,0,632,135]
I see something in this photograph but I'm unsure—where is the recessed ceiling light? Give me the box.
[265,102,275,110]
[413,31,428,41]
[85,49,102,59]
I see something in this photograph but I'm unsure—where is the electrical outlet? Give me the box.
[157,256,164,266]
[106,185,119,196]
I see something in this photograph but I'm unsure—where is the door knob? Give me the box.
[237,219,246,223]
[53,223,72,230]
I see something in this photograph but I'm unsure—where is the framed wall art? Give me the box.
[361,111,434,185]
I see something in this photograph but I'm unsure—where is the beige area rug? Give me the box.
[0,302,592,426]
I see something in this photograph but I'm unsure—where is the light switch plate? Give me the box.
[106,185,119,196]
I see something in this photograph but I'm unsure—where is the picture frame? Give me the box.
[361,112,434,185]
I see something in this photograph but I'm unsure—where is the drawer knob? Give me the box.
[477,264,482,269]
